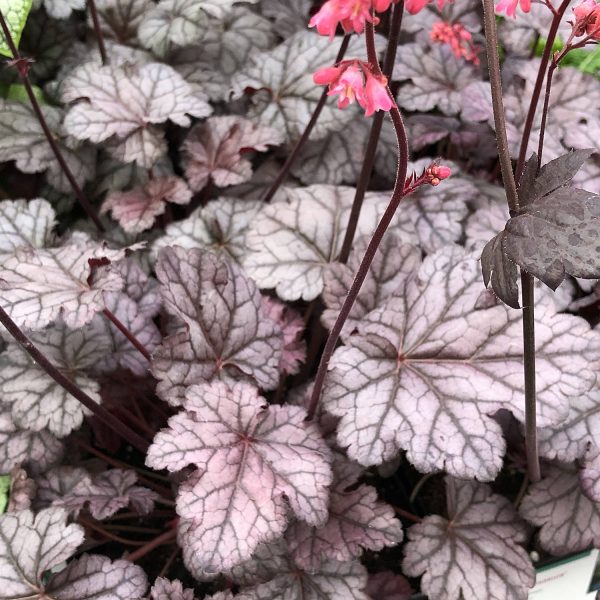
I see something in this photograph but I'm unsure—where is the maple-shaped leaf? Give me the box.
[0,237,131,330]
[0,198,56,258]
[285,453,403,570]
[0,409,62,473]
[537,387,600,501]
[231,32,365,143]
[102,176,191,233]
[323,245,600,479]
[147,381,332,572]
[54,468,158,519]
[92,0,150,44]
[520,464,600,555]
[482,150,600,303]
[150,577,196,600]
[183,116,283,191]
[260,296,306,376]
[116,257,162,320]
[0,319,108,436]
[365,571,412,600]
[5,467,35,513]
[227,540,369,600]
[244,185,394,301]
[403,477,534,600]
[62,62,211,167]
[34,466,90,510]
[153,247,283,404]
[321,233,421,339]
[392,44,478,116]
[0,100,95,194]
[0,508,84,600]
[153,198,262,264]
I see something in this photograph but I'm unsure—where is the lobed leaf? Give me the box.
[150,577,196,600]
[0,0,32,57]
[0,199,56,258]
[147,381,332,572]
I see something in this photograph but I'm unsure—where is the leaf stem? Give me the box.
[307,24,409,421]
[514,0,571,182]
[0,9,104,232]
[392,505,423,523]
[87,0,108,65]
[481,0,519,214]
[261,35,351,202]
[125,528,177,562]
[0,307,149,452]
[79,516,147,546]
[339,1,404,263]
[536,61,557,168]
[102,308,151,361]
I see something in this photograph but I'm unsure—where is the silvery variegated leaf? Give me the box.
[0,408,62,473]
[33,0,85,18]
[537,389,600,502]
[33,466,90,510]
[182,116,283,191]
[62,62,212,167]
[323,245,600,479]
[260,0,312,36]
[392,44,479,116]
[153,246,283,403]
[403,478,534,600]
[152,198,263,264]
[0,319,108,437]
[244,185,397,301]
[0,508,84,600]
[44,554,148,600]
[0,237,130,330]
[93,0,151,44]
[220,539,369,600]
[231,32,366,143]
[0,100,94,193]
[321,233,421,339]
[116,257,162,319]
[520,463,600,555]
[147,381,332,573]
[285,453,403,570]
[150,577,203,600]
[0,198,56,259]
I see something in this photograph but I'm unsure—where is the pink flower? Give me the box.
[405,0,449,14]
[309,0,343,39]
[363,70,393,116]
[495,0,531,18]
[340,0,377,35]
[572,0,600,38]
[313,65,345,85]
[430,21,480,65]
[329,63,366,108]
[309,0,398,37]
[373,0,396,9]
[426,164,452,185]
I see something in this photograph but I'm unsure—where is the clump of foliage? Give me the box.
[0,0,599,598]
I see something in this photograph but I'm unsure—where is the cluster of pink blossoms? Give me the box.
[309,0,397,37]
[572,0,600,39]
[430,21,480,64]
[314,60,394,117]
[495,0,530,17]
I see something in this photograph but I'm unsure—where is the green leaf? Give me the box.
[0,474,10,514]
[6,83,45,104]
[0,0,32,58]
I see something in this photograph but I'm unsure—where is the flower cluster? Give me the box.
[430,21,480,64]
[495,0,531,18]
[572,0,600,39]
[425,163,452,186]
[309,0,396,38]
[313,60,394,117]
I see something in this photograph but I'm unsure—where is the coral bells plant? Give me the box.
[1,0,600,598]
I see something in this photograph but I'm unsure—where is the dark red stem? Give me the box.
[87,0,108,65]
[125,528,177,563]
[102,308,151,361]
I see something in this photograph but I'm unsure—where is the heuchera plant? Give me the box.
[0,0,599,598]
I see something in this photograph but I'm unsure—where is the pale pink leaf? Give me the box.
[54,468,158,520]
[153,247,283,404]
[260,297,306,375]
[102,176,191,233]
[403,478,534,600]
[244,185,396,301]
[183,116,283,191]
[152,198,262,264]
[321,233,421,338]
[34,466,91,510]
[62,63,212,167]
[286,454,403,570]
[520,464,600,555]
[116,257,162,319]
[147,381,332,572]
[0,319,108,436]
[0,198,56,257]
[323,246,600,479]
[46,554,147,599]
[365,571,412,600]
[0,238,131,329]
[0,508,84,600]
[151,577,196,600]
[0,409,63,473]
